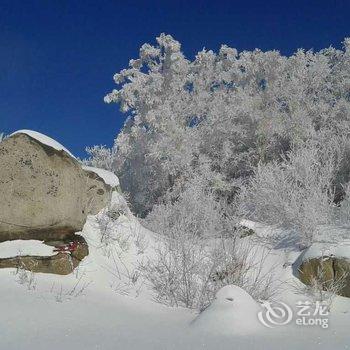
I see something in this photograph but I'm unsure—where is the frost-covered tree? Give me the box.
[85,35,350,310]
[104,34,196,215]
[101,34,350,219]
[83,145,117,171]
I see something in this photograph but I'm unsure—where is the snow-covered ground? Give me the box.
[1,207,350,350]
[0,240,55,258]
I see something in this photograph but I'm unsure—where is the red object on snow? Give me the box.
[53,241,79,253]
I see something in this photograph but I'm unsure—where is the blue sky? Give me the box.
[1,0,350,158]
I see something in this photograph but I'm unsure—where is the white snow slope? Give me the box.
[1,208,350,349]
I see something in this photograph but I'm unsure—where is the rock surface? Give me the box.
[0,132,113,240]
[297,244,350,297]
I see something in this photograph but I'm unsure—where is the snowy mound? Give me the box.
[0,240,54,258]
[11,130,75,158]
[82,165,120,188]
[191,285,263,335]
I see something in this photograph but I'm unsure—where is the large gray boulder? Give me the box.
[0,132,114,241]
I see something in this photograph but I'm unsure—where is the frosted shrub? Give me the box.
[141,232,209,309]
[141,232,276,310]
[142,181,276,310]
[143,159,240,228]
[95,196,131,256]
[13,265,36,291]
[144,178,234,239]
[240,140,340,247]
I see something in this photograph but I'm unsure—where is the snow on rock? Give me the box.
[300,241,350,261]
[10,131,120,189]
[82,165,120,188]
[0,240,54,258]
[191,285,263,335]
[11,130,75,158]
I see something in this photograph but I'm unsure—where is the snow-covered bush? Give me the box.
[13,264,36,291]
[144,173,235,239]
[239,138,343,246]
[95,192,132,256]
[141,231,275,310]
[142,179,276,310]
